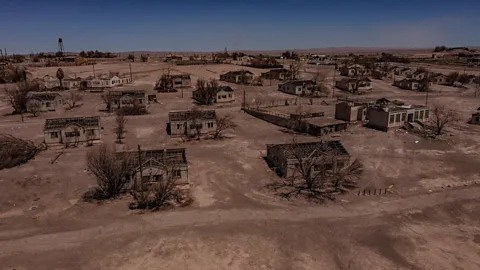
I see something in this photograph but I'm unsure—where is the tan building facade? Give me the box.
[266,141,351,178]
[108,90,147,110]
[220,70,254,84]
[44,116,101,146]
[167,110,217,137]
[335,77,372,93]
[335,101,367,122]
[192,86,235,104]
[26,92,63,112]
[367,104,430,131]
[278,80,315,96]
[121,148,189,190]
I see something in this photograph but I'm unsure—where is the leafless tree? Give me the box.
[194,78,219,105]
[56,68,64,89]
[253,98,264,110]
[155,70,174,92]
[312,68,326,85]
[213,115,237,139]
[474,76,480,97]
[430,103,459,136]
[117,99,147,115]
[267,138,363,202]
[447,72,459,86]
[289,61,301,80]
[115,113,127,144]
[85,144,133,200]
[5,81,38,115]
[457,73,471,86]
[101,91,113,111]
[0,133,42,169]
[27,100,42,117]
[66,91,83,109]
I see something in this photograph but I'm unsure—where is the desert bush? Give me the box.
[0,134,42,170]
[117,103,148,115]
[85,144,133,200]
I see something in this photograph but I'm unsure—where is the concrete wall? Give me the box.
[367,109,390,130]
[243,108,347,136]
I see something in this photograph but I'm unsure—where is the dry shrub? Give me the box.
[85,144,133,200]
[0,134,42,169]
[117,102,148,116]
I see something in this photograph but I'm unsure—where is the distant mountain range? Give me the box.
[29,46,480,56]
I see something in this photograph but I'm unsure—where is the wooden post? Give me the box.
[92,64,96,78]
[129,63,133,82]
[136,144,143,192]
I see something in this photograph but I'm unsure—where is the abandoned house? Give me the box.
[44,116,101,146]
[431,74,449,85]
[261,68,291,81]
[88,75,131,89]
[121,148,189,190]
[339,64,371,77]
[107,90,147,110]
[155,74,191,90]
[409,71,428,81]
[266,140,351,178]
[367,101,430,131]
[26,92,63,112]
[278,80,315,96]
[220,70,254,84]
[41,75,61,89]
[335,101,369,122]
[63,76,82,89]
[471,108,480,124]
[192,85,235,104]
[393,79,428,91]
[335,77,372,93]
[167,110,217,137]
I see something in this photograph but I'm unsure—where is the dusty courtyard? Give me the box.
[1,61,480,270]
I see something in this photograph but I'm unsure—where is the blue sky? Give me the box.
[1,0,479,54]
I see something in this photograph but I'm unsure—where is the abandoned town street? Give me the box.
[1,61,480,270]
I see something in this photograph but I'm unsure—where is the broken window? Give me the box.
[419,110,424,119]
[425,110,430,119]
[173,170,182,178]
[50,132,58,139]
[46,102,51,107]
[395,114,401,123]
[389,114,395,124]
[401,113,406,121]
[87,129,95,136]
[414,111,419,120]
[177,124,182,130]
[207,122,214,128]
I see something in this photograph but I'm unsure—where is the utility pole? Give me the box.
[92,64,96,78]
[136,144,143,192]
[242,90,246,109]
[129,62,133,82]
[332,64,336,98]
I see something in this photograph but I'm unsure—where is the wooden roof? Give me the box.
[44,116,100,130]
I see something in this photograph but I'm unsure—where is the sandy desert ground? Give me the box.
[1,61,480,270]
